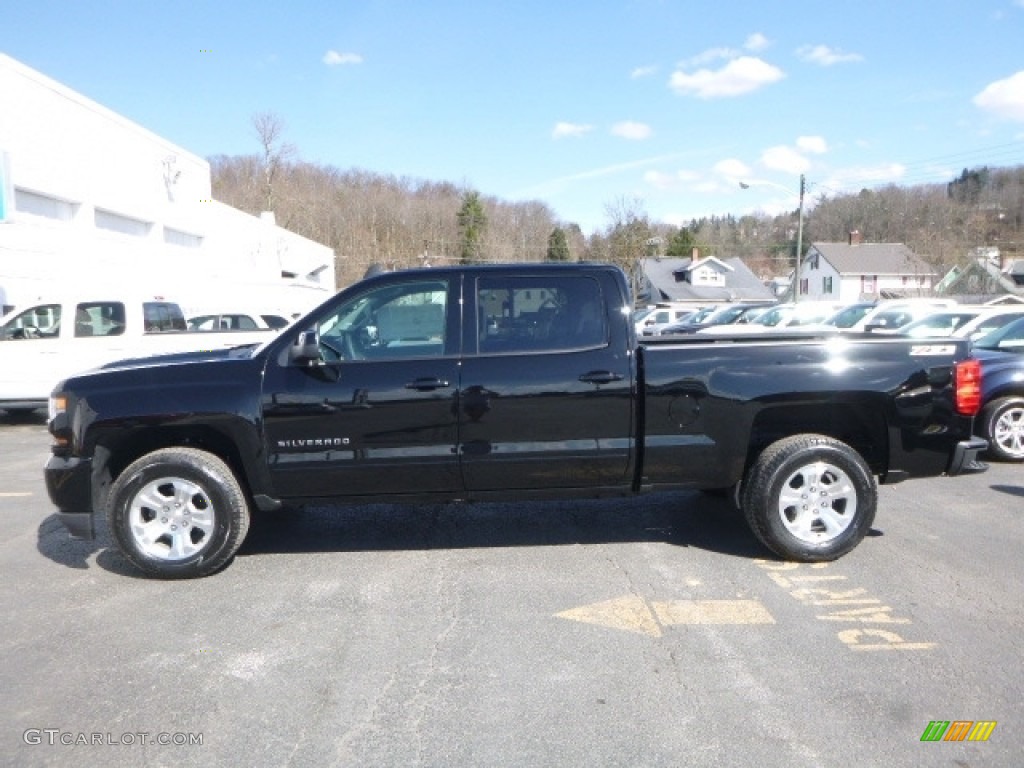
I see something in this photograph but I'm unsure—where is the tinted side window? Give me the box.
[315,279,449,361]
[75,302,126,337]
[144,303,186,333]
[476,275,606,354]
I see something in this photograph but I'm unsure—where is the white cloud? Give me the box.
[669,56,784,98]
[643,170,675,189]
[973,70,1024,121]
[611,121,652,140]
[825,163,907,189]
[761,145,811,174]
[745,33,770,52]
[796,135,828,154]
[323,50,363,66]
[713,157,752,180]
[643,168,701,190]
[552,122,594,139]
[631,65,658,79]
[679,47,740,68]
[797,45,864,66]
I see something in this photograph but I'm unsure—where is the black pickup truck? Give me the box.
[45,263,987,578]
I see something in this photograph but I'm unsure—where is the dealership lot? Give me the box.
[1,413,1021,767]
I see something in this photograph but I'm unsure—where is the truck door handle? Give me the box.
[405,377,451,391]
[579,370,624,385]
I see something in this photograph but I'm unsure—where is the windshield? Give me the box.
[972,316,1024,351]
[899,311,980,337]
[826,303,874,328]
[754,306,794,327]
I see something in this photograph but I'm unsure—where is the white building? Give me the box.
[0,53,335,316]
[799,231,937,303]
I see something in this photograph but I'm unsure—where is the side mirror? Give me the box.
[289,328,321,365]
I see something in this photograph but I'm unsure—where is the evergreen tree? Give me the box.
[546,227,571,261]
[457,190,487,263]
[665,226,696,259]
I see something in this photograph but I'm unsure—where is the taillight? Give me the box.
[954,359,982,416]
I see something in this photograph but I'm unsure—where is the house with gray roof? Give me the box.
[935,250,1024,303]
[799,231,937,303]
[638,254,776,307]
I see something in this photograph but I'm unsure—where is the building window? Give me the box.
[163,227,203,248]
[15,189,76,221]
[95,208,151,237]
[823,276,833,294]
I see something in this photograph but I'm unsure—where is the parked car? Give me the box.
[852,299,958,333]
[638,305,700,336]
[656,303,774,335]
[970,317,1024,461]
[698,301,844,335]
[896,306,1024,340]
[44,263,986,578]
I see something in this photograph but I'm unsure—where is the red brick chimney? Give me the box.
[849,230,863,246]
[691,246,700,264]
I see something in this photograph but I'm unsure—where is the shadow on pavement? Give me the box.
[237,491,770,561]
[990,483,1024,499]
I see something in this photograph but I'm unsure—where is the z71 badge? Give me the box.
[909,345,956,356]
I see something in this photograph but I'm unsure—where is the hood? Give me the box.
[97,343,260,372]
[971,346,1019,363]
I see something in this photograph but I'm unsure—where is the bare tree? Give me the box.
[251,111,296,212]
[603,196,652,298]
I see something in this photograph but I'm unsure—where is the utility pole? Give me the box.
[794,174,806,303]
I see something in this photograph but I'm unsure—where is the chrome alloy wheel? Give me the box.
[993,404,1024,460]
[776,460,857,544]
[128,477,216,561]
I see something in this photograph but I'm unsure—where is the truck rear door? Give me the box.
[458,271,634,492]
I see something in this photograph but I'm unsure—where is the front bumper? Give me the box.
[44,454,96,540]
[947,437,989,476]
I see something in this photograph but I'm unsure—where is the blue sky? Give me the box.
[4,0,1024,234]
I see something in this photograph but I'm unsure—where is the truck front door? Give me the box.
[458,272,634,492]
[261,276,461,498]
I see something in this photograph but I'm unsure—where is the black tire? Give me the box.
[741,434,876,562]
[979,396,1024,462]
[107,447,251,578]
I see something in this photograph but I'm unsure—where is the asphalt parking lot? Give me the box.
[1,412,1022,767]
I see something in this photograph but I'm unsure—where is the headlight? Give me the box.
[48,393,72,454]
[48,393,68,422]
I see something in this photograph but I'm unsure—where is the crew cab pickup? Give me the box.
[44,264,988,578]
[0,294,274,413]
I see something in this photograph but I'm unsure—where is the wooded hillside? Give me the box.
[210,121,1024,289]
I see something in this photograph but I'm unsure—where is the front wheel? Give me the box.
[979,396,1024,462]
[741,434,876,562]
[107,447,251,578]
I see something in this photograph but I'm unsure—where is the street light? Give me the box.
[740,174,806,302]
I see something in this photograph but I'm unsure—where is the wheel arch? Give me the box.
[92,423,257,515]
[745,400,887,478]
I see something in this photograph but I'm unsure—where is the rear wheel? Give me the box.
[742,434,876,562]
[107,447,250,578]
[979,396,1024,462]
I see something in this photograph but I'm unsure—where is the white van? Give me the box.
[0,294,273,413]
